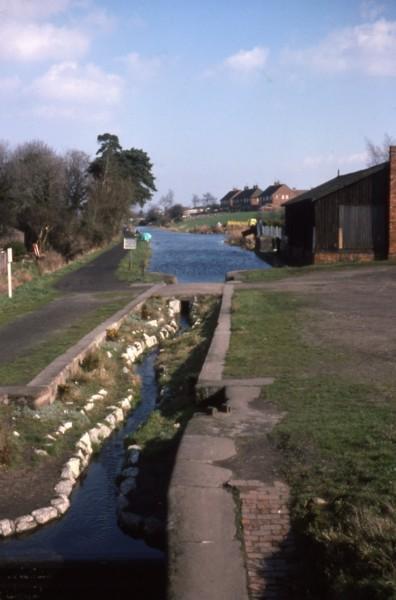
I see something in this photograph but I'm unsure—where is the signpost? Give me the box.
[7,247,13,299]
[123,232,137,271]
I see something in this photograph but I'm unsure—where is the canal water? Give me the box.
[145,227,269,281]
[0,229,268,597]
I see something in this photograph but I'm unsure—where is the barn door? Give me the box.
[339,205,374,249]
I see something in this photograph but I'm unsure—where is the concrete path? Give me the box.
[169,280,295,599]
[168,430,248,600]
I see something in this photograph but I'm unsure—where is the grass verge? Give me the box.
[225,289,396,599]
[235,257,396,283]
[116,240,165,283]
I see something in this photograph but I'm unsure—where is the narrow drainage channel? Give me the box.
[0,348,168,599]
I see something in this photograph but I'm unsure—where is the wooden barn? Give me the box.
[283,147,396,264]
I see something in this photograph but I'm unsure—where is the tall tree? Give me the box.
[0,142,13,236]
[120,147,156,206]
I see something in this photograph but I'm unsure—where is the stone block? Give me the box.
[31,506,58,525]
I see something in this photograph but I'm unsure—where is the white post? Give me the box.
[7,247,12,299]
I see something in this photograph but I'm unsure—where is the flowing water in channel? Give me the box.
[0,230,269,597]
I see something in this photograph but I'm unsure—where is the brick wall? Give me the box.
[389,146,396,257]
[314,251,375,264]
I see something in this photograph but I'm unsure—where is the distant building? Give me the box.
[283,148,396,264]
[236,185,263,211]
[260,183,305,210]
[219,188,242,211]
[183,206,208,217]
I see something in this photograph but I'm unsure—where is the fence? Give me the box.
[260,225,282,238]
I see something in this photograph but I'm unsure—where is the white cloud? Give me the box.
[303,151,368,169]
[0,0,72,20]
[123,52,162,80]
[30,61,123,105]
[283,19,396,77]
[224,46,269,73]
[0,21,89,61]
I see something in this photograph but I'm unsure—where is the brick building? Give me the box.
[235,185,263,210]
[260,182,304,209]
[283,147,396,264]
[219,188,242,211]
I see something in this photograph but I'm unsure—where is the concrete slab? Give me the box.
[168,486,237,542]
[171,460,233,488]
[176,434,236,462]
[168,539,248,600]
[156,283,224,298]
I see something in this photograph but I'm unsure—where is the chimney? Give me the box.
[389,146,396,257]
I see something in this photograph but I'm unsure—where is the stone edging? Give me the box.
[0,300,181,539]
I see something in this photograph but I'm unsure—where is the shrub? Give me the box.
[1,240,26,260]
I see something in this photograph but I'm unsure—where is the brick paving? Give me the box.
[231,479,294,599]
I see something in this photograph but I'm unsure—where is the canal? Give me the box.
[146,226,268,282]
[0,229,269,598]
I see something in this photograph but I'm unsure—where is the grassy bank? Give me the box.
[225,288,396,598]
[234,257,396,283]
[177,210,258,230]
[116,239,166,283]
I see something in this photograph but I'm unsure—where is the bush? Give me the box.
[1,240,26,260]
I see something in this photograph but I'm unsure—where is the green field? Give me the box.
[176,211,261,230]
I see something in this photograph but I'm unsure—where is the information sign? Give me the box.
[123,237,137,250]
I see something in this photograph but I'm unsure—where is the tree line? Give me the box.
[0,133,156,258]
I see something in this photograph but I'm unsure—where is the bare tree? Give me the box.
[64,150,90,213]
[159,189,175,211]
[366,134,395,166]
[0,141,12,236]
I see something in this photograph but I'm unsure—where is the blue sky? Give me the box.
[0,0,395,205]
